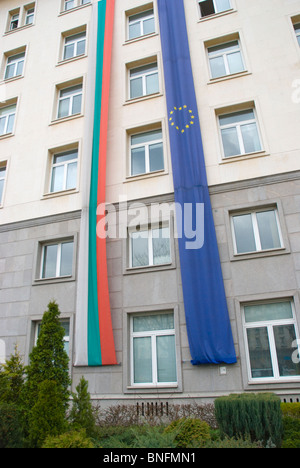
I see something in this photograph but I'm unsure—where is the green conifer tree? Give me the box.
[69,376,97,437]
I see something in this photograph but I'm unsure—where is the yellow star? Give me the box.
[186,125,189,129]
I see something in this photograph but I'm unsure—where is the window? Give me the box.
[131,312,177,386]
[294,23,300,46]
[0,104,16,136]
[243,301,300,381]
[208,40,244,79]
[63,32,86,60]
[4,52,25,80]
[50,149,78,193]
[0,164,6,205]
[199,0,231,18]
[219,109,262,158]
[63,0,90,11]
[130,129,164,176]
[128,9,155,40]
[64,0,75,10]
[129,63,159,99]
[40,240,74,279]
[9,13,20,30]
[130,225,171,268]
[57,84,82,119]
[231,208,282,255]
[25,7,35,25]
[7,5,35,32]
[36,320,70,355]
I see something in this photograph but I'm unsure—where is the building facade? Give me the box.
[0,0,300,407]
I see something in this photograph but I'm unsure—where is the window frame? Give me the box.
[40,239,74,280]
[0,162,7,206]
[62,0,91,12]
[63,31,86,61]
[294,23,300,46]
[231,207,284,256]
[129,128,164,177]
[198,0,232,18]
[207,39,245,79]
[218,107,262,159]
[129,223,171,269]
[4,52,25,80]
[50,149,78,194]
[35,319,70,356]
[128,62,159,100]
[0,103,17,137]
[127,9,155,41]
[242,300,300,383]
[130,312,177,387]
[56,83,83,120]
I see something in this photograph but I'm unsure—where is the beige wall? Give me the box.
[1,0,300,217]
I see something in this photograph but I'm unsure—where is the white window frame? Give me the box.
[63,0,90,11]
[130,312,177,387]
[9,13,20,31]
[0,164,7,206]
[231,208,283,255]
[35,320,70,355]
[128,9,155,40]
[57,84,82,119]
[294,23,300,46]
[218,108,262,158]
[242,300,300,383]
[130,128,164,176]
[199,0,232,18]
[40,239,74,279]
[50,149,78,193]
[64,0,75,11]
[208,40,245,79]
[5,52,25,80]
[129,224,171,269]
[129,62,159,100]
[63,31,86,60]
[0,104,16,136]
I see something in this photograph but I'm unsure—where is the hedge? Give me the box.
[214,393,283,447]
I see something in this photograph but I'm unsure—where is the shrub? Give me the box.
[203,436,263,449]
[164,418,211,448]
[42,429,94,448]
[281,416,300,449]
[281,402,300,419]
[0,403,24,448]
[214,393,283,447]
[69,377,96,437]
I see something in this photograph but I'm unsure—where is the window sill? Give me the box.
[4,23,34,36]
[198,8,236,23]
[50,113,83,126]
[127,383,178,390]
[124,168,166,183]
[124,32,158,46]
[33,275,75,286]
[230,247,289,262]
[219,150,269,164]
[57,54,87,67]
[42,188,78,200]
[0,132,14,141]
[124,92,162,106]
[125,262,175,275]
[3,75,24,84]
[208,71,251,85]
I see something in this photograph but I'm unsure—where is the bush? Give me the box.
[281,402,300,419]
[281,416,300,449]
[164,418,211,448]
[0,403,24,448]
[214,393,283,447]
[203,436,263,448]
[42,429,94,448]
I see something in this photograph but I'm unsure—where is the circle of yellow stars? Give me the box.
[169,105,195,133]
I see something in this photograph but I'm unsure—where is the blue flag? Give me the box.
[157,0,236,364]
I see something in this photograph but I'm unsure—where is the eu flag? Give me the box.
[157,0,236,364]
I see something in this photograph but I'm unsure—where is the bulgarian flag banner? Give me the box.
[75,0,117,366]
